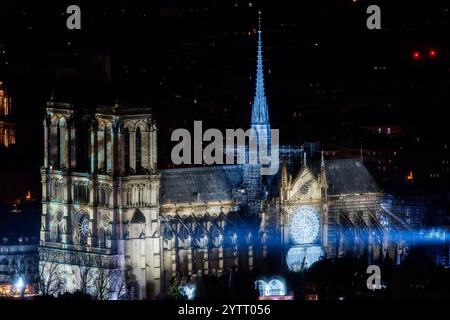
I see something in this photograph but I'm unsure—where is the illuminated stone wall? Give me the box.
[40,103,161,299]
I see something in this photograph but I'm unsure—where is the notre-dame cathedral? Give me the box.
[39,15,405,299]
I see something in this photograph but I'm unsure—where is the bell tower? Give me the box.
[40,102,162,299]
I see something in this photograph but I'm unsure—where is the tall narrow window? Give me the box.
[97,126,105,172]
[136,127,142,171]
[56,124,61,168]
[124,128,130,172]
[108,127,113,173]
[104,128,109,173]
[78,124,89,171]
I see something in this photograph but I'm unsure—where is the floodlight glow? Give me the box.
[15,277,24,291]
[286,246,323,272]
[255,277,286,297]
[267,279,286,296]
[180,284,196,300]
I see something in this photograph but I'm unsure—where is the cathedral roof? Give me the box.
[160,165,243,204]
[325,159,380,196]
[279,157,381,197]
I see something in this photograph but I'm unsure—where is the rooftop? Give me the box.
[160,165,243,204]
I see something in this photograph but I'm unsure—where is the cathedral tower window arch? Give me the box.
[105,124,112,173]
[124,127,130,172]
[135,127,142,171]
[97,121,111,174]
[56,122,61,168]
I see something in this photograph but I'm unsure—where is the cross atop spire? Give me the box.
[251,10,270,127]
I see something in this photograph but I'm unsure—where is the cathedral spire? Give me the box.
[321,150,325,168]
[281,161,288,189]
[251,10,270,127]
[320,150,327,188]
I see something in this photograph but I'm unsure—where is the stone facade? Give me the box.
[40,103,160,299]
[277,158,391,271]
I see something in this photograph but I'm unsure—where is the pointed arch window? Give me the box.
[124,128,130,172]
[136,127,142,171]
[56,124,61,168]
[104,127,110,174]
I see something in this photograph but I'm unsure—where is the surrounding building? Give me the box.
[38,14,411,299]
[0,81,15,148]
[0,202,40,297]
[0,237,38,294]
[0,80,39,203]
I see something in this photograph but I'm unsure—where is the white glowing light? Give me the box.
[267,279,286,296]
[286,246,323,272]
[289,207,320,245]
[15,277,24,291]
[255,278,286,297]
[181,284,196,300]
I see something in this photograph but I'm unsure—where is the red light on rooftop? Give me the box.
[429,49,437,58]
[412,51,421,60]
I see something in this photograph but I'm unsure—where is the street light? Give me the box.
[14,277,25,297]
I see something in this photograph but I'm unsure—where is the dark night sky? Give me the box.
[0,0,450,199]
